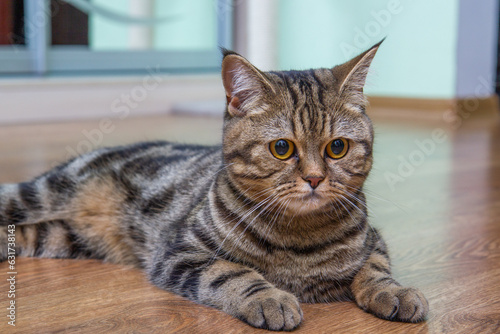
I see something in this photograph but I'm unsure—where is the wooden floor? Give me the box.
[1,111,499,333]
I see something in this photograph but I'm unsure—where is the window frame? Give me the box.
[0,0,233,75]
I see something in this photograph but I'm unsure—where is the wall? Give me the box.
[90,0,216,51]
[278,0,460,99]
[456,0,499,98]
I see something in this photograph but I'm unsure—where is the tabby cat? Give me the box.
[0,41,428,331]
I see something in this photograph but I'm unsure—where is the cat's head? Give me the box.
[220,42,382,216]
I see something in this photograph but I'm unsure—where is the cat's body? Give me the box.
[0,42,428,331]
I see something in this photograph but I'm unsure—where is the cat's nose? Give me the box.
[304,176,324,189]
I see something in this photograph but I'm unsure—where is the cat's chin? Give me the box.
[286,193,331,214]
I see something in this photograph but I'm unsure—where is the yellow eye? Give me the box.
[326,138,348,159]
[270,139,295,160]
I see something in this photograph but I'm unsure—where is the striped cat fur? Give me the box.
[0,41,428,331]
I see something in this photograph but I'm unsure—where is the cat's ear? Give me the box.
[221,49,275,117]
[333,39,384,110]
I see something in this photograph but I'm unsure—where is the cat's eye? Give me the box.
[326,138,349,159]
[270,139,295,160]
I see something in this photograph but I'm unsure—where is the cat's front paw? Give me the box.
[367,286,429,322]
[238,287,303,331]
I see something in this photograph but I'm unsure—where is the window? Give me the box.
[0,0,233,76]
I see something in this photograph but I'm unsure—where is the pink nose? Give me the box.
[304,176,324,189]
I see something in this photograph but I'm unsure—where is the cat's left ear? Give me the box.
[333,39,384,110]
[221,49,275,117]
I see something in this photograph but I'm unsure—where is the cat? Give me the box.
[0,41,428,331]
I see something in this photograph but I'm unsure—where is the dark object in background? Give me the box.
[0,0,88,46]
[0,0,14,44]
[51,0,88,46]
[0,0,24,45]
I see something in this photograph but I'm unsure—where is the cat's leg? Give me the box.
[149,253,303,331]
[0,176,141,265]
[351,231,429,322]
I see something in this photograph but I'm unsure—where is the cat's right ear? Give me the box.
[221,50,274,117]
[332,39,384,111]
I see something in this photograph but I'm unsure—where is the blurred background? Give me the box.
[0,0,498,123]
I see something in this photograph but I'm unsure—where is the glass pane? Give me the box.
[0,0,25,45]
[51,0,218,51]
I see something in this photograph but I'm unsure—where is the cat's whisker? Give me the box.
[269,197,289,224]
[227,194,283,257]
[244,186,277,201]
[258,198,291,249]
[343,183,408,212]
[338,189,377,219]
[334,196,359,225]
[238,195,282,237]
[220,186,276,220]
[326,183,370,214]
[285,203,301,229]
[331,191,365,217]
[336,186,367,207]
[331,200,343,221]
[260,196,290,241]
[209,162,235,179]
[211,191,281,261]
[217,187,282,232]
[324,199,343,222]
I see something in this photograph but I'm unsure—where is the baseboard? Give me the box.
[367,95,499,121]
[455,95,499,120]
